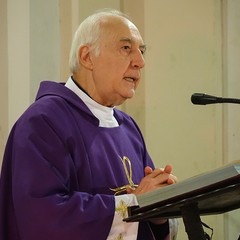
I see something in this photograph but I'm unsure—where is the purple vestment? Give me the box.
[0,81,169,240]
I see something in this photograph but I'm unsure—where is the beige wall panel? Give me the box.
[121,0,146,133]
[60,0,72,82]
[144,0,223,238]
[77,0,120,22]
[0,0,8,163]
[7,0,31,127]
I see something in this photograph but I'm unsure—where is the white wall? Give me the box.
[223,0,240,239]
[30,0,61,101]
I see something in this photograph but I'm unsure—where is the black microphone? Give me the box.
[191,93,240,105]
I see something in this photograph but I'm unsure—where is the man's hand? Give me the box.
[126,164,177,195]
[126,164,178,225]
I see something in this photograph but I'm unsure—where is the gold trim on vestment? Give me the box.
[110,156,138,195]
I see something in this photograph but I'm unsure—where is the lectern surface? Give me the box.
[124,183,240,222]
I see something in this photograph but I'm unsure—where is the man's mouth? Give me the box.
[124,77,136,82]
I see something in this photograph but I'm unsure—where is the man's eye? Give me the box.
[122,45,131,50]
[140,47,146,55]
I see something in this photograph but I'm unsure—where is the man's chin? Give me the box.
[125,89,136,99]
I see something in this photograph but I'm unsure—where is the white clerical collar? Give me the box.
[65,77,119,128]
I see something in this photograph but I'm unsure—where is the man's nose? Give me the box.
[131,50,145,69]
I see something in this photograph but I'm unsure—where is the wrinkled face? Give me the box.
[89,16,146,106]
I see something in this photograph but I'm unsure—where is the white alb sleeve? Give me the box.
[169,218,179,239]
[106,194,139,240]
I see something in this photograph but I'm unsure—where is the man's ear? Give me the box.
[78,45,93,70]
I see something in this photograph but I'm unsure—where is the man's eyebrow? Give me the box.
[119,37,132,43]
[119,38,147,50]
[140,44,147,52]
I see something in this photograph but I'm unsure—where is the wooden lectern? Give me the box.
[124,162,240,240]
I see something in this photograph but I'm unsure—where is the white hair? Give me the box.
[69,9,130,73]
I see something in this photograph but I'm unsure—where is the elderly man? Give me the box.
[0,9,178,240]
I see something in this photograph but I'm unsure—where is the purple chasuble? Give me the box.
[0,81,169,240]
